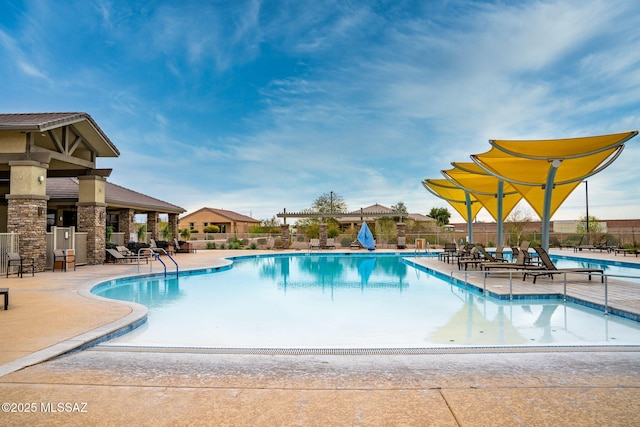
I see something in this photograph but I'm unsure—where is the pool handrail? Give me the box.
[137,247,179,278]
[450,268,640,316]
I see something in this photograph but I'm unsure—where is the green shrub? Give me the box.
[341,237,352,247]
[328,226,341,238]
[204,225,220,233]
[206,242,216,249]
[250,242,257,249]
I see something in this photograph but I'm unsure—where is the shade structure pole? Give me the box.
[465,192,473,243]
[541,160,561,251]
[496,180,504,246]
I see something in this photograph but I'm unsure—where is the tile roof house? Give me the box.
[178,207,260,234]
[336,204,435,228]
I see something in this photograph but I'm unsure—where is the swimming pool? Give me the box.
[93,253,640,349]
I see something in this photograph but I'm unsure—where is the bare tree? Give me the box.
[505,207,533,246]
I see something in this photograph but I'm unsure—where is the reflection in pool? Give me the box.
[94,254,640,349]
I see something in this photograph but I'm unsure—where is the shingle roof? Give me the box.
[0,112,85,128]
[46,177,185,213]
[0,112,120,156]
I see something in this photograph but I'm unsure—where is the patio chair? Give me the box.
[6,252,35,278]
[396,236,406,249]
[523,247,604,284]
[324,238,336,249]
[309,239,320,251]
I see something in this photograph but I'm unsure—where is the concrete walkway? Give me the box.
[0,248,639,426]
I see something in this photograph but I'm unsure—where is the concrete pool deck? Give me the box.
[0,248,639,425]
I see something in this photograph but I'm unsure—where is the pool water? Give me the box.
[94,254,640,349]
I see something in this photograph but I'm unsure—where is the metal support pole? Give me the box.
[541,160,561,251]
[465,193,473,243]
[496,180,504,246]
[604,275,609,315]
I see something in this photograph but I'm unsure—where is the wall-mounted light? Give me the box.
[38,206,44,216]
[38,175,44,184]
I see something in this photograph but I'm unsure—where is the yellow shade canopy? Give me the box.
[489,131,637,160]
[471,131,638,219]
[422,179,482,223]
[444,162,523,221]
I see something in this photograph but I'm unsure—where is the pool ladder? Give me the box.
[138,248,179,278]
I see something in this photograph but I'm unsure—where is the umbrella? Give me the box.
[357,221,376,251]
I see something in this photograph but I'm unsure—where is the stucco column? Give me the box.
[119,208,135,244]
[396,223,406,238]
[77,175,107,265]
[6,161,49,271]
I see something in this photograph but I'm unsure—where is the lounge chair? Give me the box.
[173,239,194,253]
[614,246,638,257]
[481,250,546,273]
[477,246,507,263]
[324,238,336,249]
[396,236,406,249]
[309,239,320,251]
[6,252,35,278]
[117,245,136,256]
[523,246,604,284]
[457,246,483,270]
[510,246,520,262]
[458,246,509,270]
[106,248,139,263]
[439,242,457,262]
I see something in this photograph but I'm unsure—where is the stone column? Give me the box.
[280,224,290,248]
[168,213,179,241]
[396,222,406,238]
[319,223,328,248]
[118,208,135,244]
[77,175,107,265]
[6,161,49,271]
[147,212,159,242]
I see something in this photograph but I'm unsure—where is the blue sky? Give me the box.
[1,0,639,223]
